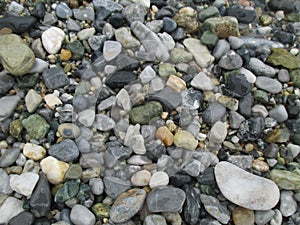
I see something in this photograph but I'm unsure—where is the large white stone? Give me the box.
[208,121,227,144]
[42,27,65,54]
[215,161,280,210]
[10,172,39,197]
[103,40,122,61]
[0,197,24,224]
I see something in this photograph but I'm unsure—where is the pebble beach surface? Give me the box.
[0,0,300,224]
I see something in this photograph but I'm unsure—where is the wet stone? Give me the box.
[103,176,131,199]
[42,67,69,89]
[269,105,288,123]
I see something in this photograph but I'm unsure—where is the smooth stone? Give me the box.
[217,95,239,111]
[0,15,37,34]
[239,67,256,84]
[227,8,256,23]
[277,69,290,82]
[73,7,95,21]
[22,114,50,140]
[215,161,280,210]
[58,123,80,139]
[131,170,151,186]
[66,19,81,32]
[42,67,69,89]
[280,190,297,217]
[140,66,156,84]
[103,176,131,199]
[156,126,174,146]
[92,203,110,220]
[269,169,300,190]
[147,186,186,213]
[78,109,95,127]
[8,211,35,225]
[255,76,282,94]
[198,6,220,22]
[70,204,96,225]
[158,63,176,78]
[268,0,300,13]
[89,178,104,195]
[44,93,62,109]
[150,87,182,111]
[28,58,48,73]
[174,130,198,150]
[0,148,20,167]
[0,168,12,194]
[128,134,146,155]
[232,207,255,225]
[122,4,147,24]
[270,209,282,225]
[9,172,39,197]
[267,48,299,69]
[115,27,140,48]
[66,40,84,60]
[0,197,24,224]
[41,27,65,54]
[129,101,163,125]
[31,38,46,59]
[213,39,230,60]
[40,156,69,184]
[255,210,275,225]
[49,139,79,162]
[208,121,227,144]
[54,179,80,203]
[64,164,82,180]
[149,171,169,188]
[78,27,96,40]
[0,95,20,122]
[218,50,243,70]
[110,189,146,223]
[241,37,284,49]
[183,38,215,68]
[25,89,42,113]
[191,72,215,91]
[0,34,35,76]
[170,48,193,63]
[95,114,115,131]
[166,75,186,93]
[56,2,72,19]
[144,215,167,225]
[105,70,137,89]
[245,58,276,77]
[269,105,288,123]
[202,102,227,125]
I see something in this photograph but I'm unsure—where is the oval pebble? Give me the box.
[149,171,169,188]
[23,143,46,161]
[131,170,152,186]
[255,76,282,94]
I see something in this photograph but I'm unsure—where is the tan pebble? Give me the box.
[143,163,157,171]
[60,49,72,61]
[40,156,69,184]
[252,159,269,172]
[131,170,152,186]
[232,207,255,225]
[23,143,46,161]
[166,75,186,93]
[149,171,169,188]
[174,130,198,150]
[44,93,62,109]
[245,143,254,152]
[156,126,174,146]
[0,27,13,35]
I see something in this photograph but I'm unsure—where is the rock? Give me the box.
[268,0,300,13]
[217,95,239,111]
[25,89,42,113]
[9,119,23,139]
[198,6,220,22]
[41,27,65,54]
[105,70,137,89]
[200,31,219,49]
[147,186,186,212]
[78,27,96,40]
[115,27,140,48]
[255,77,282,94]
[270,209,282,225]
[0,95,20,122]
[269,105,288,123]
[0,34,35,76]
[64,164,82,181]
[70,204,96,225]
[131,170,151,186]
[183,38,215,68]
[290,70,300,88]
[49,139,79,162]
[0,197,24,224]
[255,210,275,225]
[31,38,46,59]
[103,41,122,61]
[55,2,72,19]
[28,58,48,73]
[232,207,255,225]
[226,8,256,23]
[265,128,290,143]
[267,48,299,69]
[73,7,95,21]
[269,169,300,190]
[218,50,243,70]
[208,121,227,144]
[66,40,84,60]
[200,194,231,224]
[280,190,297,217]
[156,126,174,146]
[92,203,110,220]
[241,37,284,49]
[22,114,50,140]
[42,67,69,89]
[173,12,200,34]
[144,215,167,225]
[88,35,106,50]
[202,102,227,125]
[174,130,198,150]
[140,66,156,84]
[0,15,37,34]
[93,0,123,11]
[129,101,163,125]
[32,2,46,19]
[158,63,176,78]
[170,48,193,63]
[150,87,182,111]
[57,123,80,139]
[224,74,251,98]
[78,109,95,127]
[9,172,39,197]
[166,75,186,93]
[0,72,14,95]
[191,72,215,91]
[128,134,146,155]
[245,58,276,77]
[163,17,177,33]
[149,171,169,188]
[240,68,256,84]
[103,176,131,199]
[0,147,20,167]
[89,178,104,195]
[8,211,35,225]
[110,189,146,223]
[0,169,12,194]
[95,114,116,131]
[213,39,230,60]
[122,4,147,24]
[40,156,69,184]
[54,179,80,203]
[215,162,280,210]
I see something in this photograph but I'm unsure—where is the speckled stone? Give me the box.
[174,130,198,150]
[232,207,255,225]
[23,143,46,161]
[22,114,50,140]
[40,156,69,184]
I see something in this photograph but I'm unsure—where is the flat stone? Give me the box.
[70,204,96,225]
[208,121,227,144]
[0,95,20,122]
[174,130,198,150]
[9,172,39,197]
[245,58,276,77]
[255,76,282,94]
[95,114,116,131]
[147,186,186,213]
[144,215,167,225]
[41,27,65,54]
[0,197,24,224]
[0,168,12,194]
[110,188,146,223]
[0,147,20,167]
[78,109,95,127]
[183,38,215,68]
[105,70,137,89]
[73,7,95,21]
[150,87,182,111]
[215,161,280,210]
[191,72,215,91]
[280,190,297,217]
[227,8,256,23]
[40,156,69,184]
[42,67,69,89]
[25,89,42,113]
[218,50,243,70]
[255,210,275,225]
[0,34,35,76]
[131,170,151,186]
[0,15,37,34]
[149,171,169,188]
[103,176,131,199]
[269,169,300,190]
[267,48,299,69]
[22,114,50,140]
[232,207,255,225]
[49,139,79,162]
[115,27,140,48]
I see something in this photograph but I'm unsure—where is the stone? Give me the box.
[66,40,85,60]
[241,37,284,49]
[277,69,290,83]
[232,207,255,225]
[183,38,215,68]
[78,27,96,40]
[202,102,227,125]
[64,164,82,181]
[78,109,95,127]
[174,130,198,150]
[0,72,14,95]
[269,105,288,123]
[70,204,96,225]
[95,114,115,131]
[0,15,37,34]
[25,89,42,113]
[28,58,48,73]
[31,38,46,59]
[269,169,300,190]
[105,70,137,89]
[8,1,24,15]
[123,4,147,24]
[140,66,156,84]
[0,95,20,122]
[0,197,24,224]
[218,50,243,70]
[22,114,50,140]
[166,75,186,93]
[103,176,131,199]
[200,194,231,224]
[57,123,80,139]
[144,215,167,225]
[200,31,218,49]
[191,72,215,91]
[267,48,299,69]
[131,170,151,186]
[290,70,300,88]
[170,48,193,63]
[92,203,110,220]
[41,27,65,54]
[217,95,239,111]
[245,58,276,77]
[208,121,227,144]
[115,27,140,48]
[272,30,296,45]
[265,128,290,143]
[255,210,275,225]
[149,171,169,188]
[147,186,186,212]
[280,190,297,217]
[215,161,280,210]
[44,93,62,109]
[0,34,35,76]
[73,7,95,21]
[163,17,177,33]
[9,172,39,197]
[198,6,220,22]
[129,101,163,125]
[104,141,132,168]
[255,77,282,94]
[55,2,72,19]
[128,134,146,155]
[213,39,230,60]
[49,139,79,162]
[158,63,176,78]
[110,189,146,223]
[131,21,170,61]
[0,169,12,194]
[156,126,174,146]
[88,35,106,51]
[42,67,69,89]
[270,209,282,225]
[8,211,35,225]
[173,13,200,34]
[40,156,69,184]
[54,179,80,203]
[227,8,256,23]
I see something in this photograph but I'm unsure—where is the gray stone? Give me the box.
[95,114,116,131]
[147,186,186,213]
[0,148,20,167]
[78,27,96,40]
[208,121,227,144]
[280,190,297,217]
[28,58,48,74]
[48,139,79,162]
[150,87,182,111]
[269,105,288,123]
[229,111,245,129]
[158,32,175,50]
[255,76,282,94]
[42,67,69,89]
[191,72,215,91]
[89,178,104,195]
[202,102,226,125]
[56,2,72,19]
[9,172,39,197]
[245,58,276,77]
[140,66,156,84]
[70,204,96,225]
[0,197,24,224]
[66,19,81,32]
[25,89,42,113]
[0,72,14,95]
[122,4,147,24]
[93,0,123,11]
[144,215,167,225]
[58,123,81,139]
[241,37,284,49]
[213,39,230,60]
[115,27,140,48]
[255,210,275,225]
[103,176,131,199]
[88,35,106,51]
[218,50,243,70]
[270,209,282,225]
[199,219,222,225]
[78,109,95,127]
[104,141,132,168]
[73,7,95,21]
[31,38,46,59]
[227,155,253,170]
[103,41,122,62]
[0,95,20,121]
[146,20,164,33]
[0,168,12,194]
[277,69,290,82]
[228,36,244,49]
[8,1,24,15]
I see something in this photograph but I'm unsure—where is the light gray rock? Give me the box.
[115,27,140,48]
[103,176,131,199]
[9,172,39,197]
[208,121,227,144]
[78,109,95,127]
[70,204,95,225]
[78,27,96,40]
[28,58,48,73]
[255,210,275,225]
[241,37,284,49]
[213,39,230,60]
[0,197,25,224]
[280,190,297,217]
[88,35,106,51]
[239,67,256,83]
[140,66,156,84]
[95,114,116,131]
[269,104,288,123]
[218,50,243,70]
[245,58,276,77]
[270,209,282,225]
[255,76,282,94]
[73,7,95,21]
[144,215,167,225]
[227,155,253,170]
[103,41,122,62]
[89,178,104,195]
[191,72,215,91]
[228,36,244,49]
[0,168,13,194]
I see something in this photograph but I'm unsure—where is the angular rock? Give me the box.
[95,114,115,131]
[0,197,24,224]
[280,190,297,217]
[218,50,243,70]
[103,176,131,199]
[105,70,137,89]
[129,101,163,125]
[42,67,69,89]
[22,114,50,140]
[10,172,39,197]
[149,87,182,111]
[191,72,215,91]
[267,48,299,69]
[0,95,20,122]
[41,27,65,54]
[49,139,79,162]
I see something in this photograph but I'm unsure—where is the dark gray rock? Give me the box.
[149,87,182,111]
[104,141,133,168]
[48,139,79,162]
[42,67,69,89]
[0,148,20,167]
[0,15,37,34]
[0,72,14,95]
[202,102,226,125]
[103,176,131,199]
[8,211,35,225]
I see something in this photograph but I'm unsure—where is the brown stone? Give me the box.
[156,126,174,146]
[232,207,255,225]
[252,159,269,172]
[0,27,13,35]
[166,75,186,93]
[60,49,72,61]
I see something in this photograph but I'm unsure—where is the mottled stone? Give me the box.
[174,130,198,150]
[269,169,300,190]
[129,101,163,125]
[131,170,151,186]
[49,139,79,162]
[40,156,69,184]
[41,27,65,54]
[232,207,255,225]
[103,176,131,199]
[22,114,50,140]
[149,171,169,188]
[280,190,297,217]
[191,72,215,91]
[115,27,140,48]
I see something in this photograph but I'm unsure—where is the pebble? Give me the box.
[0,148,20,168]
[73,7,95,21]
[122,4,147,24]
[218,50,243,70]
[131,170,151,186]
[270,209,282,225]
[140,66,156,84]
[149,171,169,188]
[78,27,96,40]
[23,143,46,161]
[25,89,42,113]
[28,58,48,74]
[9,172,39,197]
[144,214,167,225]
[44,93,62,109]
[89,178,104,195]
[0,95,20,122]
[280,190,297,217]
[66,18,81,32]
[191,72,215,91]
[0,168,12,194]
[208,121,227,144]
[78,109,96,127]
[174,130,198,150]
[215,161,280,210]
[110,188,146,223]
[213,39,230,60]
[22,114,50,140]
[245,58,277,77]
[269,104,288,123]
[166,75,186,93]
[55,2,72,19]
[70,204,96,225]
[103,176,131,199]
[40,156,69,184]
[156,126,174,146]
[42,67,69,89]
[8,211,35,225]
[95,114,116,131]
[269,169,300,190]
[129,101,163,125]
[105,70,137,89]
[57,123,81,139]
[202,102,227,125]
[239,67,256,83]
[0,197,24,224]
[0,15,37,34]
[255,76,282,94]
[255,210,275,225]
[115,27,141,48]
[232,207,255,225]
[41,27,65,54]
[49,139,79,162]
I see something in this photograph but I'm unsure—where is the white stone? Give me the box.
[25,89,42,113]
[149,171,169,188]
[23,143,46,160]
[103,41,122,61]
[191,72,215,91]
[0,197,25,224]
[133,0,150,8]
[251,104,269,118]
[129,134,146,155]
[287,143,300,158]
[95,114,116,131]
[140,66,156,84]
[40,156,69,184]
[78,27,96,40]
[116,88,131,112]
[215,161,280,210]
[240,67,256,84]
[70,204,96,225]
[124,124,140,146]
[78,109,95,127]
[42,27,65,54]
[208,121,227,144]
[131,170,152,186]
[44,93,62,109]
[10,172,39,197]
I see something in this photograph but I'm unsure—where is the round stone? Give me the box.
[22,114,50,140]
[60,49,72,61]
[255,76,282,94]
[156,126,174,147]
[144,214,167,225]
[57,123,81,139]
[149,171,169,188]
[280,190,297,217]
[131,170,152,186]
[208,121,227,144]
[23,143,46,161]
[103,40,122,61]
[40,156,69,184]
[42,27,65,54]
[232,207,255,225]
[174,130,198,151]
[9,172,39,197]
[25,89,42,113]
[70,204,96,225]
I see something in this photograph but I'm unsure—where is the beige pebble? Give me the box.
[149,171,169,188]
[131,170,152,186]
[44,93,62,109]
[156,126,174,146]
[232,206,255,225]
[166,75,186,93]
[40,156,69,184]
[252,159,270,172]
[174,130,198,150]
[23,143,46,161]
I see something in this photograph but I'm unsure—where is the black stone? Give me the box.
[217,148,228,161]
[33,218,51,225]
[148,87,182,111]
[31,2,46,19]
[239,93,252,118]
[150,0,168,8]
[163,17,177,33]
[105,70,137,89]
[171,27,186,41]
[239,117,265,141]
[0,16,37,34]
[8,211,35,225]
[236,46,251,65]
[116,54,139,71]
[42,67,69,89]
[196,167,216,185]
[182,185,201,225]
[268,0,300,13]
[30,173,51,217]
[226,7,256,23]
[66,40,85,60]
[28,29,42,39]
[37,108,54,123]
[287,105,300,119]
[0,72,14,95]
[95,7,112,21]
[223,74,251,98]
[286,119,300,133]
[169,173,193,187]
[291,133,300,145]
[109,13,124,28]
[272,30,296,45]
[155,6,175,19]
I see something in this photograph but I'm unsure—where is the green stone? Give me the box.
[0,34,35,76]
[265,128,290,143]
[92,203,110,219]
[22,114,50,140]
[170,48,193,63]
[269,169,300,190]
[198,6,220,22]
[201,16,240,39]
[267,48,300,69]
[291,133,300,145]
[173,13,200,33]
[9,119,23,138]
[54,180,80,203]
[253,90,269,104]
[129,101,163,125]
[200,31,218,49]
[158,63,176,78]
[66,40,85,60]
[17,73,39,89]
[285,13,300,22]
[290,70,300,88]
[75,80,91,95]
[77,183,91,203]
[64,164,83,181]
[259,14,273,26]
